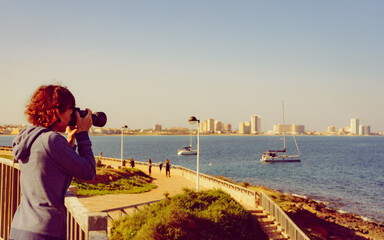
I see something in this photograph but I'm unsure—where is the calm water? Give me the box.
[1,135,383,223]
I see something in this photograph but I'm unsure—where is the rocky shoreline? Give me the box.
[255,186,384,240]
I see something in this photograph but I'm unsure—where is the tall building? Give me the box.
[239,121,251,134]
[207,118,215,133]
[350,118,359,134]
[250,115,261,134]
[359,125,371,135]
[225,123,232,133]
[153,124,162,131]
[214,121,224,133]
[200,121,207,133]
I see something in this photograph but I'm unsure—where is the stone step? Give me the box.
[248,207,264,214]
[265,229,284,237]
[252,212,269,218]
[268,235,287,240]
[249,206,287,240]
[261,223,279,231]
[258,217,276,225]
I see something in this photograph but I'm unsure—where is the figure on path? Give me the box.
[148,158,152,175]
[159,162,163,173]
[165,159,171,177]
[130,158,135,168]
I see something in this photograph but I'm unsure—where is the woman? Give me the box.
[165,159,171,177]
[148,158,152,175]
[10,85,96,240]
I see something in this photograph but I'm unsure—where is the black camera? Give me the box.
[68,108,107,127]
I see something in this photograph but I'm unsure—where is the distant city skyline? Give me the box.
[1,1,383,132]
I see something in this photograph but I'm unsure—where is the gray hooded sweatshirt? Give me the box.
[10,126,96,240]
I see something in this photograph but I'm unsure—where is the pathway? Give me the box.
[78,164,204,213]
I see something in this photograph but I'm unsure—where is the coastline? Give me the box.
[2,132,384,137]
[213,174,384,239]
[249,185,384,240]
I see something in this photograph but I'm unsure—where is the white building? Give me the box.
[239,121,251,134]
[273,124,305,135]
[350,118,359,134]
[359,125,371,135]
[207,118,215,133]
[214,121,224,133]
[250,115,261,134]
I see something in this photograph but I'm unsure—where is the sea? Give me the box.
[1,135,383,224]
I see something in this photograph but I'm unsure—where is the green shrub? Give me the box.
[111,189,268,240]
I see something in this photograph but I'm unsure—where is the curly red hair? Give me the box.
[26,85,76,129]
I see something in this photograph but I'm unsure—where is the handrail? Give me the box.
[177,165,257,196]
[101,200,161,221]
[260,190,310,240]
[0,157,109,240]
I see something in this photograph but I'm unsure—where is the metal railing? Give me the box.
[101,200,161,221]
[260,190,310,240]
[0,157,109,240]
[0,157,20,240]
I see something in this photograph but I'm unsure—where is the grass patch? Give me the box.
[71,168,157,196]
[110,189,268,240]
[0,155,13,160]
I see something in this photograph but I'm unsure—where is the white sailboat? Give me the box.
[260,101,302,163]
[178,131,197,156]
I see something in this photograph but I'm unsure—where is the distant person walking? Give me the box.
[148,158,152,175]
[165,159,171,177]
[130,158,135,168]
[159,162,163,173]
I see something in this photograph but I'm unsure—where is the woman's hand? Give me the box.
[66,109,92,147]
[67,126,78,147]
[76,109,93,132]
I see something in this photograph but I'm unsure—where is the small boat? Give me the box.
[178,132,197,156]
[261,101,301,163]
[178,146,197,156]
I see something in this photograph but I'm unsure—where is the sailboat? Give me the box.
[260,101,302,163]
[178,131,197,156]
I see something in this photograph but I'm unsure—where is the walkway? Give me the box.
[78,164,205,213]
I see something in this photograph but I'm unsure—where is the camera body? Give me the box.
[68,108,107,127]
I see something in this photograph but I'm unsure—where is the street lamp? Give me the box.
[121,125,128,167]
[188,116,200,192]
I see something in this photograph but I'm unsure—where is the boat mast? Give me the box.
[282,101,286,150]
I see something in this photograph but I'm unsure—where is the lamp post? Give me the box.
[121,125,128,167]
[188,116,200,192]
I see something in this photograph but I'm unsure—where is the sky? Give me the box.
[1,1,383,132]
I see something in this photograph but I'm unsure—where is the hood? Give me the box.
[12,126,51,163]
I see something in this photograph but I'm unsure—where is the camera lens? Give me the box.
[68,108,107,127]
[92,112,107,127]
